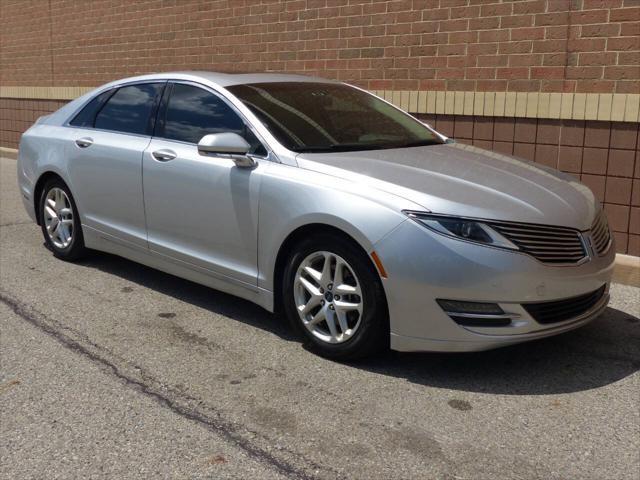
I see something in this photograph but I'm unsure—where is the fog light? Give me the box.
[436,300,504,315]
[437,299,512,327]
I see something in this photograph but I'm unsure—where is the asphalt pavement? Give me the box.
[1,157,638,479]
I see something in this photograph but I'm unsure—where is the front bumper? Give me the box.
[374,219,615,352]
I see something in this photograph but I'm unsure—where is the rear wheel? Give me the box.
[282,233,388,360]
[39,178,86,261]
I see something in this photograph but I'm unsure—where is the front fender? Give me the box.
[257,162,419,292]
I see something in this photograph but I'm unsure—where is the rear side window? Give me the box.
[69,90,113,127]
[94,83,163,135]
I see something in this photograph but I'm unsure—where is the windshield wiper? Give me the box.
[293,143,386,153]
[388,139,443,148]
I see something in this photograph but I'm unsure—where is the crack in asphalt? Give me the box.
[0,291,337,480]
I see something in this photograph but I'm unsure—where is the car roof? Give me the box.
[107,71,339,88]
[40,71,343,128]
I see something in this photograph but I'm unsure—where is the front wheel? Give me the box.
[282,233,389,360]
[39,178,86,261]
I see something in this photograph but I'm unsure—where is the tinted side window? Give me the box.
[94,83,163,135]
[69,90,113,127]
[163,83,266,155]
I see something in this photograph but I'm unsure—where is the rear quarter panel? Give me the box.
[18,124,77,221]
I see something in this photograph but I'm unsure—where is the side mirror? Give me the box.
[197,133,256,168]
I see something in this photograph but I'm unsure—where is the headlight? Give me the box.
[404,211,518,250]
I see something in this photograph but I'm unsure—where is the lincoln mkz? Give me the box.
[17,72,615,359]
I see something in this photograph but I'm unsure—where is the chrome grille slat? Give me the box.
[590,211,611,256]
[502,239,584,248]
[489,224,577,234]
[489,221,586,264]
[523,245,586,251]
[531,253,585,257]
[494,230,579,240]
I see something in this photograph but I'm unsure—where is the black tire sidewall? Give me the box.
[282,233,389,360]
[39,178,85,260]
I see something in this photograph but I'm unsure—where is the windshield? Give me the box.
[226,82,444,153]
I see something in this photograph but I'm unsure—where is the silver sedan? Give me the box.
[17,72,615,359]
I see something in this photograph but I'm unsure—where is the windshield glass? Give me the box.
[226,82,443,153]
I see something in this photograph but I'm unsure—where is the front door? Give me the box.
[142,82,267,286]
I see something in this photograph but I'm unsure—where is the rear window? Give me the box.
[94,83,164,135]
[69,90,113,127]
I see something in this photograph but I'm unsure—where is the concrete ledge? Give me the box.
[2,86,639,122]
[0,86,92,101]
[0,147,17,159]
[371,90,640,123]
[613,254,640,288]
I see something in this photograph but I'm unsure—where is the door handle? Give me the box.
[152,149,177,162]
[75,137,93,148]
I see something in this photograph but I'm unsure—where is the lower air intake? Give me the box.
[522,286,606,325]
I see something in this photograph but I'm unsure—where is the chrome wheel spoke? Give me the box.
[303,265,322,283]
[299,295,320,315]
[335,283,358,295]
[58,224,69,244]
[46,216,59,232]
[59,207,72,218]
[335,309,349,334]
[45,205,58,219]
[320,253,333,285]
[333,259,345,287]
[325,309,339,339]
[307,308,326,326]
[334,299,360,312]
[299,276,321,297]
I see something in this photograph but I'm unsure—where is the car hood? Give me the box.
[296,143,599,230]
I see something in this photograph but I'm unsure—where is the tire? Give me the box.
[282,232,389,360]
[39,177,86,261]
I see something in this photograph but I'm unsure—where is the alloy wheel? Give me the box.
[43,187,74,249]
[294,251,364,344]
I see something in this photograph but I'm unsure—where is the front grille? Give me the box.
[488,221,587,264]
[523,285,606,324]
[590,212,611,256]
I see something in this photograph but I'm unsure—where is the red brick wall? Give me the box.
[1,0,639,92]
[1,0,639,255]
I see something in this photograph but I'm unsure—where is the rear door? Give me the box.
[66,82,165,248]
